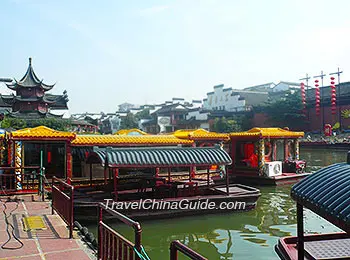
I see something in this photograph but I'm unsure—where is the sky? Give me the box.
[1,0,350,114]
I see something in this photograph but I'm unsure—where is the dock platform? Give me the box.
[0,195,95,260]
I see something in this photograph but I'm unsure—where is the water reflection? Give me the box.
[106,186,298,259]
[300,147,347,172]
[81,148,347,260]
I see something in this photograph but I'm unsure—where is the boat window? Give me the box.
[236,141,258,168]
[275,140,284,161]
[24,142,65,179]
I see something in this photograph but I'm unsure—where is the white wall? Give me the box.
[203,85,245,111]
[186,110,208,120]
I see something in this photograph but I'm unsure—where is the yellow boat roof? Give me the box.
[72,134,193,146]
[172,129,229,141]
[10,126,76,140]
[229,127,304,138]
[114,128,148,135]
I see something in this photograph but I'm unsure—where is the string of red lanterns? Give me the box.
[330,77,336,115]
[315,80,320,116]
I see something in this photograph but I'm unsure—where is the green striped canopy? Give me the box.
[86,146,232,168]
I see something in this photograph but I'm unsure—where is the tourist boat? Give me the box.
[275,159,350,260]
[73,145,261,220]
[223,128,311,186]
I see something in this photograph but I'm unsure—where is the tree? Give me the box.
[1,118,27,129]
[0,117,71,131]
[135,108,151,120]
[27,118,71,131]
[211,117,241,133]
[120,112,138,129]
[258,91,306,129]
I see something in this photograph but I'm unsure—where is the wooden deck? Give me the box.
[275,233,350,260]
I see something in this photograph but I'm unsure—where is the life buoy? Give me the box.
[265,142,272,157]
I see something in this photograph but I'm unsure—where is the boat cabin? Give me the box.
[228,127,309,185]
[76,145,261,219]
[275,158,350,260]
[70,134,193,187]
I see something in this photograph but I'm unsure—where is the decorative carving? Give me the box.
[341,109,350,119]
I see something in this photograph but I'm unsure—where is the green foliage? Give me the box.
[333,122,340,130]
[257,91,306,129]
[231,113,253,131]
[0,117,71,131]
[120,112,138,129]
[135,108,151,120]
[211,117,241,133]
[27,118,71,131]
[1,118,27,129]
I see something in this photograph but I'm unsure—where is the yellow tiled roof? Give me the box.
[72,134,193,146]
[10,126,76,140]
[229,127,304,138]
[114,129,148,135]
[172,129,230,141]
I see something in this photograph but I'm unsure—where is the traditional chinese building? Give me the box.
[0,58,68,119]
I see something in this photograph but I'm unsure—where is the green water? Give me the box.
[81,148,346,260]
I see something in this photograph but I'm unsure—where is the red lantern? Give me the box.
[315,80,321,116]
[330,76,337,115]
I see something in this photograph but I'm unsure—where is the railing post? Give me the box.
[170,241,178,260]
[69,185,74,239]
[134,222,142,260]
[51,177,55,215]
[297,203,304,260]
[98,205,103,259]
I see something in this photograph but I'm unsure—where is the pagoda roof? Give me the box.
[6,58,55,91]
[7,111,64,119]
[0,93,68,109]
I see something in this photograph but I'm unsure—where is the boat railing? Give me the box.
[170,240,208,260]
[0,166,42,195]
[52,176,74,239]
[98,202,143,260]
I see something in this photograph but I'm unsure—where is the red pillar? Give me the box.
[66,141,72,183]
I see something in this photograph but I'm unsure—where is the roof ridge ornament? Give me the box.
[29,57,32,65]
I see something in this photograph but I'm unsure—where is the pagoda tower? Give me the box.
[0,58,68,119]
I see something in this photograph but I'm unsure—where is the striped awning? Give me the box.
[86,146,232,168]
[291,163,350,233]
[72,147,94,160]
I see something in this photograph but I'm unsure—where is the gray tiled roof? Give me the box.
[87,146,232,167]
[291,163,350,232]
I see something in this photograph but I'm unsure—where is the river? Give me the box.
[80,147,347,260]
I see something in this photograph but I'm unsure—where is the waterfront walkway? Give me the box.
[0,195,95,260]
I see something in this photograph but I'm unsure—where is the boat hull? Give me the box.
[73,184,261,221]
[213,172,311,186]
